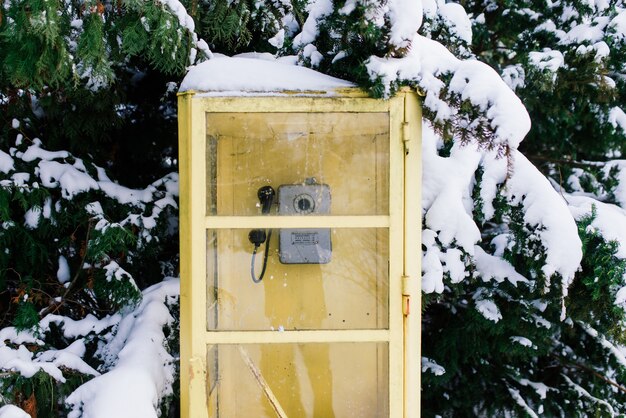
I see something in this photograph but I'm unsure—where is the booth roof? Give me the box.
[179,54,355,95]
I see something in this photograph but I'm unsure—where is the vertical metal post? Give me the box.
[178,91,209,418]
[402,90,422,418]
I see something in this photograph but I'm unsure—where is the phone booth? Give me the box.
[178,63,422,418]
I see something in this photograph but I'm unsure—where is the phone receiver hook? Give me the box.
[249,186,275,283]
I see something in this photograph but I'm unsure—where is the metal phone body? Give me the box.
[278,183,331,264]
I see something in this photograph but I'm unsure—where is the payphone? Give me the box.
[178,82,422,418]
[249,178,332,282]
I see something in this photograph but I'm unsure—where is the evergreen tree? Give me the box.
[416,2,626,416]
[1,0,626,416]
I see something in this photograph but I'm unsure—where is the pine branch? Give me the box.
[552,354,626,395]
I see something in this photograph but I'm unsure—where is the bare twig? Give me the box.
[40,220,94,317]
[526,155,606,169]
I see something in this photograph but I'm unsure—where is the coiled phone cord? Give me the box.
[250,229,272,283]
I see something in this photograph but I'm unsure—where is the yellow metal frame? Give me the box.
[178,88,421,417]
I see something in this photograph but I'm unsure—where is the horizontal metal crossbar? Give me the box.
[203,329,391,345]
[204,215,390,229]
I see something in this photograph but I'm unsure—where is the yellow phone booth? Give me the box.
[178,77,422,417]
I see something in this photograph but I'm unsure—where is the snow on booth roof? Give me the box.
[179,54,355,95]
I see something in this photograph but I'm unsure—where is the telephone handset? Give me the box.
[248,186,275,283]
[248,179,332,283]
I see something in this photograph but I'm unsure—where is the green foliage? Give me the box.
[0,136,177,326]
[462,0,626,163]
[0,370,89,417]
[568,208,626,342]
[13,301,40,331]
[1,0,73,89]
[92,266,141,312]
[286,0,394,92]
[197,0,289,54]
[423,197,626,416]
[142,4,193,75]
[202,0,254,50]
[76,13,114,88]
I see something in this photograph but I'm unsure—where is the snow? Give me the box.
[508,387,539,418]
[0,150,14,174]
[441,248,467,283]
[582,323,626,368]
[67,279,179,418]
[0,344,66,382]
[268,28,285,48]
[366,34,531,150]
[438,2,472,43]
[7,142,178,225]
[0,1,624,415]
[331,51,347,64]
[422,229,445,293]
[609,107,626,132]
[0,327,42,345]
[502,153,582,286]
[98,181,154,204]
[104,261,136,287]
[19,141,69,162]
[160,0,195,33]
[475,298,502,323]
[610,10,626,42]
[529,49,565,73]
[302,43,323,67]
[474,246,529,286]
[10,172,29,186]
[511,336,534,348]
[23,206,41,229]
[562,374,615,416]
[36,340,100,377]
[422,125,481,253]
[387,0,423,49]
[615,286,626,306]
[0,405,30,418]
[57,255,71,284]
[518,378,550,399]
[180,56,354,93]
[603,161,626,208]
[40,313,121,339]
[42,197,52,219]
[159,0,212,62]
[292,0,333,48]
[501,64,526,91]
[421,118,581,300]
[568,195,626,258]
[0,278,180,418]
[38,160,99,199]
[338,0,356,15]
[422,357,446,376]
[562,19,606,44]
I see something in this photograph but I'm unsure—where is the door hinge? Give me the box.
[402,275,413,316]
[402,121,411,154]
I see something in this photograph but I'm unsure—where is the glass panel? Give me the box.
[206,112,390,216]
[207,228,389,331]
[206,342,388,418]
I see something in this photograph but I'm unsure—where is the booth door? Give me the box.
[204,110,403,418]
